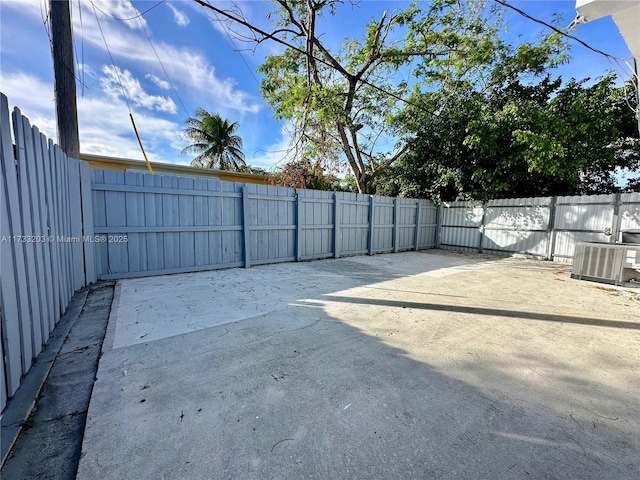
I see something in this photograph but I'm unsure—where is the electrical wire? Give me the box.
[198,3,295,167]
[90,0,166,22]
[40,0,88,91]
[192,0,422,113]
[91,1,132,112]
[70,0,81,95]
[493,0,630,62]
[493,0,639,115]
[135,15,191,117]
[90,0,153,173]
[77,0,85,97]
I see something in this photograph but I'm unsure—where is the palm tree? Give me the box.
[182,108,246,170]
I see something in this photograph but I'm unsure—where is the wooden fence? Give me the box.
[90,170,438,279]
[438,193,640,261]
[4,89,638,412]
[0,93,95,411]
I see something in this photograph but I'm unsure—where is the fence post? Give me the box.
[478,202,486,253]
[611,192,622,243]
[242,185,250,268]
[414,201,421,251]
[546,196,557,260]
[333,193,340,258]
[393,198,400,253]
[296,194,302,261]
[368,196,375,255]
[436,204,442,249]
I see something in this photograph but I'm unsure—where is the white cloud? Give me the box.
[100,65,177,114]
[167,3,190,27]
[2,72,57,137]
[73,7,261,114]
[145,73,170,90]
[1,71,185,162]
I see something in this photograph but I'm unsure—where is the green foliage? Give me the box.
[182,108,246,171]
[383,71,640,201]
[257,0,502,193]
[254,0,639,198]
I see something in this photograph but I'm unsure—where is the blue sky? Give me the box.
[0,0,635,172]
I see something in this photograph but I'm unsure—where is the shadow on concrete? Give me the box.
[320,295,640,330]
[76,253,639,480]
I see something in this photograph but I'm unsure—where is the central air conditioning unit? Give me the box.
[572,242,640,287]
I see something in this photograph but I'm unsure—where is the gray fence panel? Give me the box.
[297,189,335,260]
[397,198,418,251]
[371,196,394,253]
[336,192,370,256]
[440,201,483,251]
[245,183,296,266]
[93,171,246,279]
[619,192,640,235]
[552,194,617,262]
[418,201,438,248]
[1,93,91,409]
[482,197,551,257]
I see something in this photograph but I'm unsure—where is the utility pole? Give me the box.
[50,0,80,159]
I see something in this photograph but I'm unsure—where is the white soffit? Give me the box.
[576,0,640,60]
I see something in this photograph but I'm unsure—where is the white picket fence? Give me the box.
[0,93,95,411]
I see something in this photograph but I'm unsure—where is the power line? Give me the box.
[91,1,132,112]
[77,0,85,97]
[40,0,88,91]
[192,0,423,112]
[90,0,154,173]
[135,15,191,117]
[90,0,166,22]
[493,0,629,62]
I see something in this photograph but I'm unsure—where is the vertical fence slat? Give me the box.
[12,108,38,368]
[393,199,399,253]
[333,193,340,259]
[31,128,53,341]
[68,159,84,289]
[0,324,5,410]
[44,139,62,322]
[242,185,250,268]
[368,196,375,255]
[296,195,302,261]
[1,94,30,395]
[414,202,421,251]
[61,146,73,303]
[80,161,96,284]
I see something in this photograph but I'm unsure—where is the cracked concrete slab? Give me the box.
[77,251,640,479]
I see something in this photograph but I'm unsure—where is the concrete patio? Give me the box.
[77,250,639,479]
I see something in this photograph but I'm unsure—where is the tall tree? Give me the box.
[383,69,640,201]
[200,0,502,193]
[182,108,246,170]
